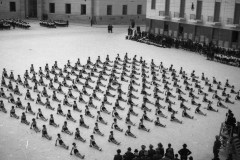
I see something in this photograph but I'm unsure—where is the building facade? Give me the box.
[0,0,146,25]
[146,0,240,49]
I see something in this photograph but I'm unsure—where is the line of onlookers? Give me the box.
[114,143,193,160]
[127,30,240,67]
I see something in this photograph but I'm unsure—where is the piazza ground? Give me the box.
[0,22,239,160]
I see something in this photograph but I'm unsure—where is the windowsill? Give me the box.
[206,21,221,26]
[188,19,203,23]
[225,24,240,28]
[172,17,186,21]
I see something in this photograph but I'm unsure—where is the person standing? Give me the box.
[178,144,191,160]
[213,135,221,160]
[133,149,141,160]
[66,20,69,27]
[139,145,146,158]
[90,18,93,27]
[156,143,165,157]
[123,147,135,160]
[110,24,113,33]
[114,149,123,160]
[153,149,163,160]
[131,20,135,28]
[11,21,15,29]
[173,154,180,160]
[166,143,174,159]
[128,26,131,36]
[108,24,111,33]
[148,144,156,160]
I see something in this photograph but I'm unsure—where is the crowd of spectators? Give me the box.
[225,110,237,137]
[114,143,192,160]
[127,28,240,67]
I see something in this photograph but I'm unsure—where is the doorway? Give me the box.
[28,0,37,18]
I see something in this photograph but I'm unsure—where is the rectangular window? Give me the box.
[137,5,142,15]
[165,0,170,16]
[10,2,16,12]
[107,5,112,15]
[81,4,86,15]
[179,0,185,18]
[214,2,221,22]
[49,3,55,13]
[65,4,71,14]
[234,3,240,24]
[151,0,156,9]
[122,5,127,15]
[196,0,202,20]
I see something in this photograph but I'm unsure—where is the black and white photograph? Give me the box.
[0,0,240,160]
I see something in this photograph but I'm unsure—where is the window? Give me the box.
[234,3,240,24]
[81,4,86,15]
[65,4,71,14]
[107,5,112,15]
[165,0,170,16]
[151,0,156,9]
[49,3,55,13]
[179,0,185,18]
[137,5,142,15]
[214,2,221,22]
[122,5,127,15]
[10,2,16,12]
[196,0,202,20]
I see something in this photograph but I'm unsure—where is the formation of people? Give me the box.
[0,19,30,29]
[1,53,239,159]
[39,20,69,28]
[0,19,11,30]
[39,20,56,28]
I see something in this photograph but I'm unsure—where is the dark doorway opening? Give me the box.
[28,0,37,18]
[232,31,239,43]
[164,22,169,32]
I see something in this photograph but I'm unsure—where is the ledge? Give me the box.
[206,21,221,26]
[172,17,186,22]
[188,19,203,24]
